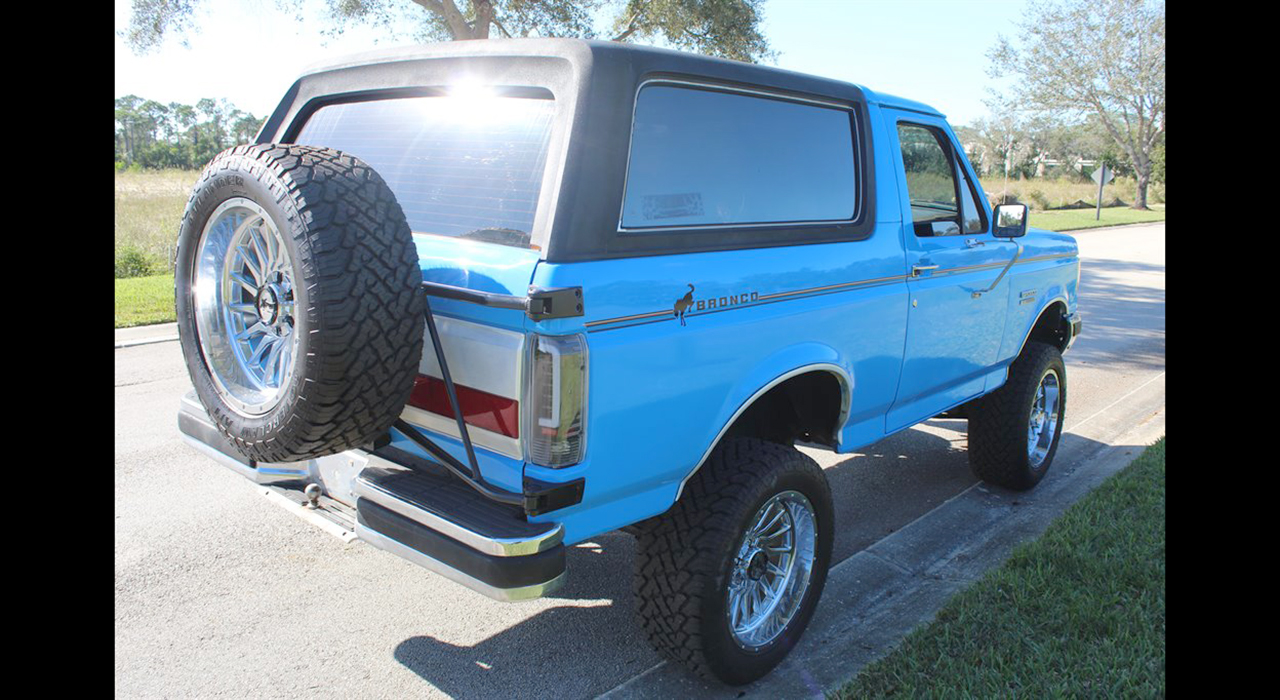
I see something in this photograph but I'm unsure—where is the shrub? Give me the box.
[115,246,157,279]
[1026,189,1050,210]
[988,190,1020,207]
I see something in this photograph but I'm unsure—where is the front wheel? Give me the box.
[967,341,1067,490]
[633,438,834,685]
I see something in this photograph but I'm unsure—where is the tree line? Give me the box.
[954,111,1165,188]
[122,1,1161,204]
[986,0,1164,208]
[115,95,266,170]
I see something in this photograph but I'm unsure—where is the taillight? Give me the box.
[407,375,520,438]
[526,334,587,467]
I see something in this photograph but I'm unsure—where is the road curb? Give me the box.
[1056,220,1165,234]
[115,322,179,348]
[116,335,180,349]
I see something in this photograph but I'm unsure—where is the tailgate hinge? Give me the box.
[527,286,584,321]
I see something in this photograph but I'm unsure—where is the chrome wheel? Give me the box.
[726,490,817,650]
[192,198,299,417]
[1027,368,1061,468]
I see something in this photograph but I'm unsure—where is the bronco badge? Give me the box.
[673,284,761,326]
[673,284,695,326]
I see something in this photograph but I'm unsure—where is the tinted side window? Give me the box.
[898,124,960,236]
[954,156,986,234]
[621,85,857,230]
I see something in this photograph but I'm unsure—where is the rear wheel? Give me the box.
[967,342,1067,490]
[633,438,834,685]
[175,144,425,463]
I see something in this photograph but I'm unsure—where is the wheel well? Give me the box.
[1025,302,1071,353]
[723,370,845,448]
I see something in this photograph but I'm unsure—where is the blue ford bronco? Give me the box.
[175,38,1081,685]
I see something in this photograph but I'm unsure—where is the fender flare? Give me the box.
[1013,295,1071,358]
[673,348,852,502]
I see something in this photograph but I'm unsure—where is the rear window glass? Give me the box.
[621,85,857,230]
[293,94,555,248]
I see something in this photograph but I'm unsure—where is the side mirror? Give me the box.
[992,203,1028,238]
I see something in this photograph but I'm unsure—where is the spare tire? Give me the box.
[174,144,425,463]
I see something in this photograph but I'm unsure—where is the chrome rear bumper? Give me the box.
[177,393,566,601]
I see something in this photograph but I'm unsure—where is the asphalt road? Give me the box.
[115,222,1165,698]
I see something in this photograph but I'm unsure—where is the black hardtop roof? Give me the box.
[294,37,941,116]
[264,38,945,262]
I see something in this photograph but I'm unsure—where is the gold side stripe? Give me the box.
[757,273,906,301]
[583,309,672,327]
[581,252,1076,328]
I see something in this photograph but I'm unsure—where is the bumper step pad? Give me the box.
[354,460,567,601]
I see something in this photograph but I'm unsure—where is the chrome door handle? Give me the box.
[965,238,986,248]
[911,265,939,277]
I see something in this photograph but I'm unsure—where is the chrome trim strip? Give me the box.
[399,405,522,459]
[353,470,564,557]
[674,362,852,502]
[355,523,567,602]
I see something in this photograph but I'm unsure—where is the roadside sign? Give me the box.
[1093,163,1113,220]
[1091,163,1113,186]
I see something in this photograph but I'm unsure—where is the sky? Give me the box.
[114,0,1024,127]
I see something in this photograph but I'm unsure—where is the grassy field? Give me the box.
[116,274,176,328]
[979,175,1164,211]
[1031,204,1165,232]
[115,169,199,276]
[113,168,1164,326]
[831,438,1166,698]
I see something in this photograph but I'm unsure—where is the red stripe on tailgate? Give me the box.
[408,375,519,438]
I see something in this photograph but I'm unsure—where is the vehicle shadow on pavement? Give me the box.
[390,427,974,698]
[1070,257,1165,371]
[393,530,653,699]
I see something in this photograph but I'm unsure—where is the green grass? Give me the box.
[831,438,1166,699]
[115,274,176,328]
[115,169,199,276]
[1031,205,1166,232]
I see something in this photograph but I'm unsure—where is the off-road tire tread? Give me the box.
[176,144,424,463]
[967,341,1065,490]
[632,437,831,683]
